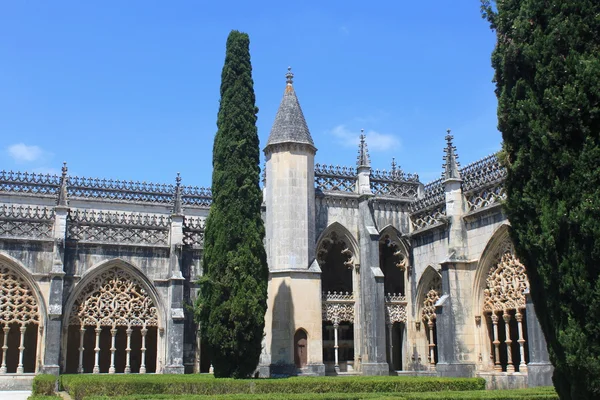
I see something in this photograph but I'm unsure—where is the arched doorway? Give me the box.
[317,227,357,373]
[65,266,160,374]
[0,261,41,373]
[294,329,307,368]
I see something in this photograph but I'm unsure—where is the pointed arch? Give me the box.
[473,223,514,313]
[316,222,359,266]
[0,253,47,327]
[0,252,47,373]
[416,265,442,320]
[63,258,166,330]
[62,258,166,374]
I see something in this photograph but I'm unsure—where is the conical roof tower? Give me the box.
[265,67,315,150]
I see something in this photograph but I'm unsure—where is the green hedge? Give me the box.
[32,374,57,396]
[81,387,558,400]
[59,375,485,400]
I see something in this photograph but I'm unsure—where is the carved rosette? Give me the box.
[0,264,40,326]
[483,242,529,313]
[69,267,158,328]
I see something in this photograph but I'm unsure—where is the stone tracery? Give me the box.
[68,266,159,374]
[421,273,441,370]
[0,262,41,373]
[69,267,158,328]
[481,238,530,373]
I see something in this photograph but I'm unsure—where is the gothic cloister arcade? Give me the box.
[417,266,442,371]
[475,227,530,374]
[317,224,358,373]
[63,263,163,374]
[0,256,45,374]
[379,227,408,371]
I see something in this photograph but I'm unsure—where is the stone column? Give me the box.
[93,327,101,374]
[387,323,394,371]
[164,213,185,374]
[108,327,117,374]
[42,204,69,376]
[333,322,340,373]
[491,314,501,371]
[77,326,85,373]
[16,325,26,373]
[0,325,8,373]
[525,290,554,386]
[125,328,132,374]
[358,197,388,375]
[515,311,527,373]
[435,143,477,377]
[503,312,514,372]
[140,327,148,374]
[428,320,436,371]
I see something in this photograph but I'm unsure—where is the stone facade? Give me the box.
[0,70,552,388]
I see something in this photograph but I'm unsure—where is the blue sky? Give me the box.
[0,1,500,187]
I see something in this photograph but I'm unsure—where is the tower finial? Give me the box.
[391,158,397,173]
[357,129,371,168]
[57,161,69,207]
[286,66,294,85]
[443,129,461,180]
[173,172,183,215]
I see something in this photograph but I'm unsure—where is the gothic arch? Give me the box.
[416,265,442,369]
[473,224,530,372]
[0,252,47,373]
[416,265,442,315]
[316,222,359,268]
[63,259,165,329]
[62,259,165,374]
[473,223,513,311]
[379,226,409,297]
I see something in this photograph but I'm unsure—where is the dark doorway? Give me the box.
[294,329,307,368]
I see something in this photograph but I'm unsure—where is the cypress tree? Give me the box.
[196,30,268,378]
[482,1,600,398]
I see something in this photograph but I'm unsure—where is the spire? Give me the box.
[173,172,183,215]
[265,67,315,150]
[356,129,371,168]
[443,129,461,180]
[57,162,69,207]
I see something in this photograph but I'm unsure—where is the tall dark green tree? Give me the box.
[481,1,600,398]
[196,30,268,378]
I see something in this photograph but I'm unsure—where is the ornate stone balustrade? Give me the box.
[465,184,506,212]
[0,169,212,208]
[385,292,407,324]
[0,170,60,197]
[410,204,447,231]
[409,178,444,213]
[0,204,55,240]
[370,169,419,199]
[461,154,506,192]
[67,209,170,246]
[315,164,356,193]
[183,216,206,247]
[322,291,355,324]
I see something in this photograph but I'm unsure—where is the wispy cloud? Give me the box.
[329,125,400,152]
[7,143,45,163]
[339,26,350,35]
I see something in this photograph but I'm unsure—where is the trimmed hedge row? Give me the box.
[59,375,486,400]
[81,387,558,400]
[32,374,57,396]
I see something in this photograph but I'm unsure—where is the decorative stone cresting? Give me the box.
[68,267,158,328]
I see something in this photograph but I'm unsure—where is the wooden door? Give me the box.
[294,329,307,368]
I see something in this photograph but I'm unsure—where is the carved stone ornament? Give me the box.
[322,291,354,324]
[421,274,442,323]
[0,263,40,326]
[317,231,355,269]
[68,267,158,328]
[483,241,529,313]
